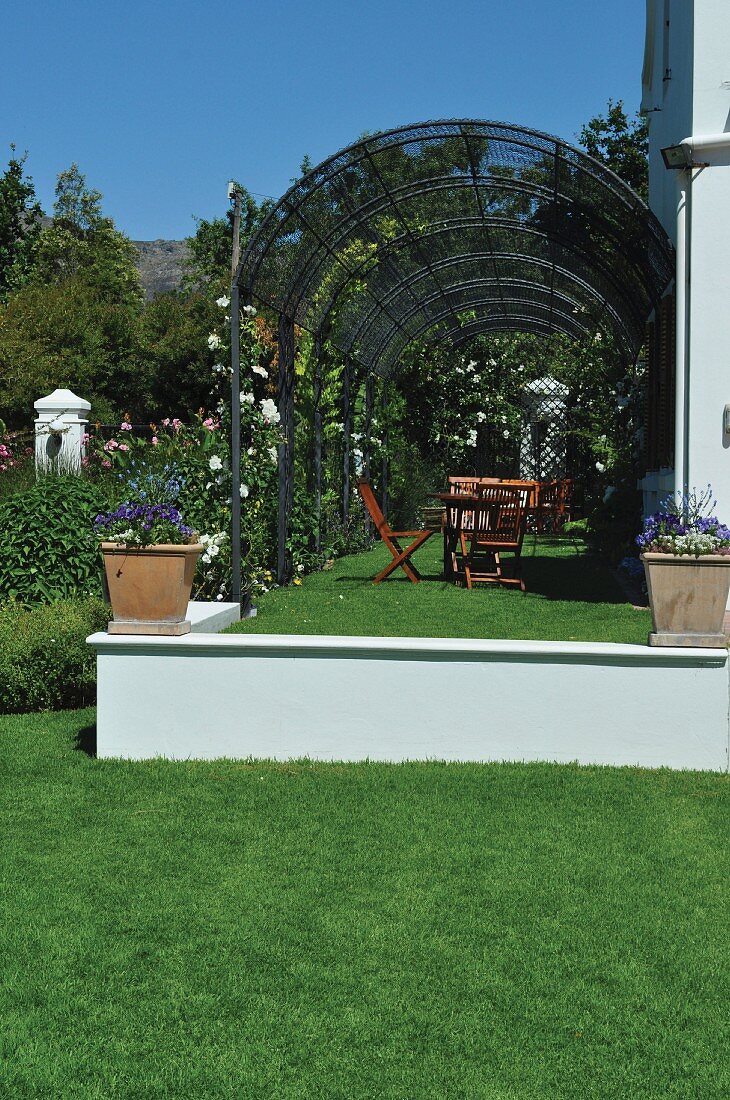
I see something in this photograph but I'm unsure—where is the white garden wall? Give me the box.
[89,610,729,771]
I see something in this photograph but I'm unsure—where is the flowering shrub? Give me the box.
[94,503,195,546]
[637,486,730,557]
[87,294,284,598]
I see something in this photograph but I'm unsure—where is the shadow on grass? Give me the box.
[521,554,628,604]
[74,723,97,757]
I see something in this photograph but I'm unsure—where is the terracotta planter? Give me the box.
[101,541,203,636]
[641,552,730,647]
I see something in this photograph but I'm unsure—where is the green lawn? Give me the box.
[231,536,652,644]
[1,709,727,1098]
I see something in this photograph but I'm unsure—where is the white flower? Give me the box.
[207,333,221,350]
[595,461,606,473]
[260,397,280,424]
[240,483,249,498]
[476,411,487,423]
[466,428,478,447]
[242,304,257,316]
[240,391,254,404]
[252,364,268,378]
[268,445,278,464]
[489,358,497,367]
[297,563,304,573]
[216,295,230,308]
[466,360,477,371]
[247,446,255,455]
[209,455,223,471]
[503,429,510,439]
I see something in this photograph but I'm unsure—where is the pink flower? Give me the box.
[118,443,129,452]
[162,418,171,427]
[172,418,182,431]
[120,422,133,431]
[103,439,119,452]
[151,435,159,445]
[102,459,112,468]
[202,417,215,430]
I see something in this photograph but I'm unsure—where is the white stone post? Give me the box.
[34,388,91,474]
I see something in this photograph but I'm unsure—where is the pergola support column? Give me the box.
[342,358,353,527]
[313,333,323,554]
[277,314,295,585]
[381,381,389,520]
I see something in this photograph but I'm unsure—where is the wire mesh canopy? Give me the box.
[238,120,674,376]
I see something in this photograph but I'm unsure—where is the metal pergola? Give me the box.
[230,119,674,593]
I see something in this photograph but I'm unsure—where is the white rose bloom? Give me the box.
[242,304,257,316]
[209,455,223,471]
[503,429,510,439]
[467,429,478,447]
[477,411,487,423]
[268,446,278,464]
[595,461,606,473]
[240,391,254,404]
[240,484,250,498]
[216,295,230,308]
[207,333,222,350]
[260,398,281,424]
[247,446,255,455]
[252,364,268,378]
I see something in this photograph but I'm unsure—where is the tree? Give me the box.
[0,147,43,299]
[184,183,273,289]
[31,164,142,304]
[578,99,648,200]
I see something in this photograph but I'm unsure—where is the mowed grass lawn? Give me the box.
[230,536,652,644]
[1,710,727,1098]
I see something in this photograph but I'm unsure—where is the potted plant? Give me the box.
[637,487,730,647]
[95,503,202,636]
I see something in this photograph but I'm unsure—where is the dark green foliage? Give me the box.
[0,476,108,601]
[0,710,727,1097]
[0,147,43,299]
[578,99,648,200]
[0,599,108,712]
[184,184,273,288]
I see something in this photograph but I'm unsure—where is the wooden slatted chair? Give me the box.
[357,480,434,584]
[456,485,530,591]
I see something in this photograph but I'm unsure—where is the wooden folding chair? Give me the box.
[455,485,530,591]
[357,480,434,583]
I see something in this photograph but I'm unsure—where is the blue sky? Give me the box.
[2,0,645,241]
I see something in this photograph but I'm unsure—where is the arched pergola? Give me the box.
[230,119,674,590]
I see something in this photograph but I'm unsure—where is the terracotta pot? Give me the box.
[641,552,730,647]
[101,541,203,636]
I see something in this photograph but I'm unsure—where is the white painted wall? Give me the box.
[643,1,730,522]
[89,629,730,771]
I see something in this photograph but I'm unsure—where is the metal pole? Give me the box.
[230,282,241,606]
[277,315,295,585]
[230,188,243,606]
[342,359,352,528]
[313,333,323,554]
[364,373,374,482]
[381,381,389,519]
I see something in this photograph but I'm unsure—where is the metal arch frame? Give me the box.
[368,297,597,379]
[341,252,638,365]
[230,118,675,588]
[238,117,657,291]
[298,216,644,356]
[272,173,655,334]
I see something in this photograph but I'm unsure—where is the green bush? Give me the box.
[0,475,109,601]
[0,598,109,713]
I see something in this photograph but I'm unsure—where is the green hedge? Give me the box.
[0,598,109,713]
[0,476,108,602]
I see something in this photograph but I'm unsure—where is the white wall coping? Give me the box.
[87,628,728,667]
